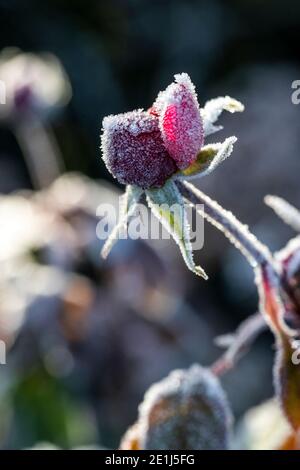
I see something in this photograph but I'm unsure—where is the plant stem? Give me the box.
[176,180,274,269]
[211,312,267,377]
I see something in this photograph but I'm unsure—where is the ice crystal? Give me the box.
[101,110,176,189]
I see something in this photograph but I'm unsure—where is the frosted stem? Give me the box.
[176,180,273,268]
[211,312,267,377]
[265,195,300,233]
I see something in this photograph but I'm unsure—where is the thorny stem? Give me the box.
[210,312,267,377]
[176,180,283,376]
[176,180,274,269]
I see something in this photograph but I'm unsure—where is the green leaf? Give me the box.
[180,137,237,179]
[101,185,143,259]
[146,179,207,279]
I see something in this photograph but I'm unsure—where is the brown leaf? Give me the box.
[275,336,300,431]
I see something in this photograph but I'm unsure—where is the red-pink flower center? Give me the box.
[162,104,178,143]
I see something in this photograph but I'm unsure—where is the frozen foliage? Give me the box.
[180,137,237,180]
[99,70,300,445]
[265,196,300,233]
[100,73,242,190]
[202,96,244,136]
[101,110,176,189]
[100,72,243,276]
[173,188,300,432]
[101,185,143,259]
[197,137,237,178]
[146,180,207,279]
[137,365,232,450]
[155,73,204,169]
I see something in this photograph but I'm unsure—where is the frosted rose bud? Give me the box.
[122,364,232,450]
[0,49,71,120]
[101,110,176,189]
[153,73,204,169]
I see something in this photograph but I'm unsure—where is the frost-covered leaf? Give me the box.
[138,365,232,450]
[179,137,237,179]
[101,185,143,259]
[265,196,300,233]
[202,96,244,136]
[146,179,207,279]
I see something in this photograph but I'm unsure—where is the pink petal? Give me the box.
[155,73,204,169]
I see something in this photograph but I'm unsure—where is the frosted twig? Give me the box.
[177,180,274,268]
[265,196,300,233]
[211,312,267,377]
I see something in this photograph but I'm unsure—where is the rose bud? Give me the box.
[101,110,176,189]
[121,364,232,450]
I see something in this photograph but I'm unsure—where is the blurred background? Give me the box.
[0,0,300,449]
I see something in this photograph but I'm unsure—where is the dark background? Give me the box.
[0,0,299,450]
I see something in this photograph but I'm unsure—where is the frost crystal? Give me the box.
[101,110,176,189]
[138,364,232,450]
[155,73,204,169]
